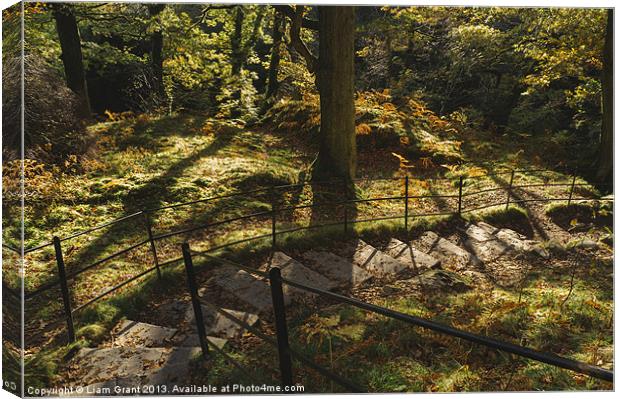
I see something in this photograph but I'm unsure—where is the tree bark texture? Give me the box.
[266,11,283,98]
[313,6,357,183]
[148,4,165,96]
[597,9,613,185]
[52,4,90,117]
[231,6,245,77]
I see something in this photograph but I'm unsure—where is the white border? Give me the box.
[0,1,616,399]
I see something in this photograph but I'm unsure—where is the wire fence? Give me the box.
[1,169,612,345]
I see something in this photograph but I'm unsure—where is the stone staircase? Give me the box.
[65,222,549,392]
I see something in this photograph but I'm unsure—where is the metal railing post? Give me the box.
[404,175,409,231]
[568,172,577,205]
[457,176,464,215]
[269,267,294,387]
[271,202,277,249]
[143,211,161,279]
[506,169,515,210]
[343,178,349,234]
[182,242,209,359]
[53,236,75,343]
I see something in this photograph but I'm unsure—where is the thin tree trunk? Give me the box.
[313,6,356,183]
[231,6,244,77]
[597,9,613,185]
[148,4,165,96]
[52,4,90,117]
[266,11,283,98]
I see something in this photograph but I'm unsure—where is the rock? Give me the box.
[462,223,515,262]
[71,347,201,387]
[574,239,598,250]
[112,320,177,348]
[301,250,373,286]
[464,223,496,242]
[335,239,408,277]
[415,231,482,269]
[476,223,550,260]
[267,252,338,297]
[476,222,501,235]
[383,238,441,271]
[464,238,512,262]
[183,305,259,338]
[213,265,281,312]
[173,334,228,349]
[408,269,471,292]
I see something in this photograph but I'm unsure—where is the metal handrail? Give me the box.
[71,264,160,314]
[65,239,151,280]
[184,250,612,389]
[152,210,273,241]
[19,169,609,253]
[19,168,612,348]
[2,243,20,253]
[277,274,613,382]
[193,276,363,391]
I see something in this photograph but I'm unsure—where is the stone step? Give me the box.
[112,320,177,348]
[213,265,284,313]
[173,333,228,349]
[383,238,441,272]
[335,239,408,277]
[467,222,550,260]
[268,251,338,297]
[300,250,373,287]
[462,224,516,262]
[415,231,482,270]
[70,347,202,388]
[183,304,259,339]
[112,319,227,349]
[464,223,498,242]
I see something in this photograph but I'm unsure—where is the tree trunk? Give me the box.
[231,6,245,77]
[52,4,90,117]
[266,11,283,98]
[148,4,165,96]
[313,6,356,183]
[597,9,613,185]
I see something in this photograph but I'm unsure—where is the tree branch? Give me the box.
[287,5,319,74]
[274,5,319,31]
[187,4,238,32]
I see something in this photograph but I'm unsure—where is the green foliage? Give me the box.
[262,93,321,136]
[544,201,612,230]
[466,205,529,230]
[15,5,612,393]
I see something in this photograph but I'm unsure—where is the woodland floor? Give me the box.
[8,111,613,392]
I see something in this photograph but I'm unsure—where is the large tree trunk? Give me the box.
[266,11,283,98]
[148,4,165,97]
[52,4,90,117]
[597,9,613,185]
[313,6,356,183]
